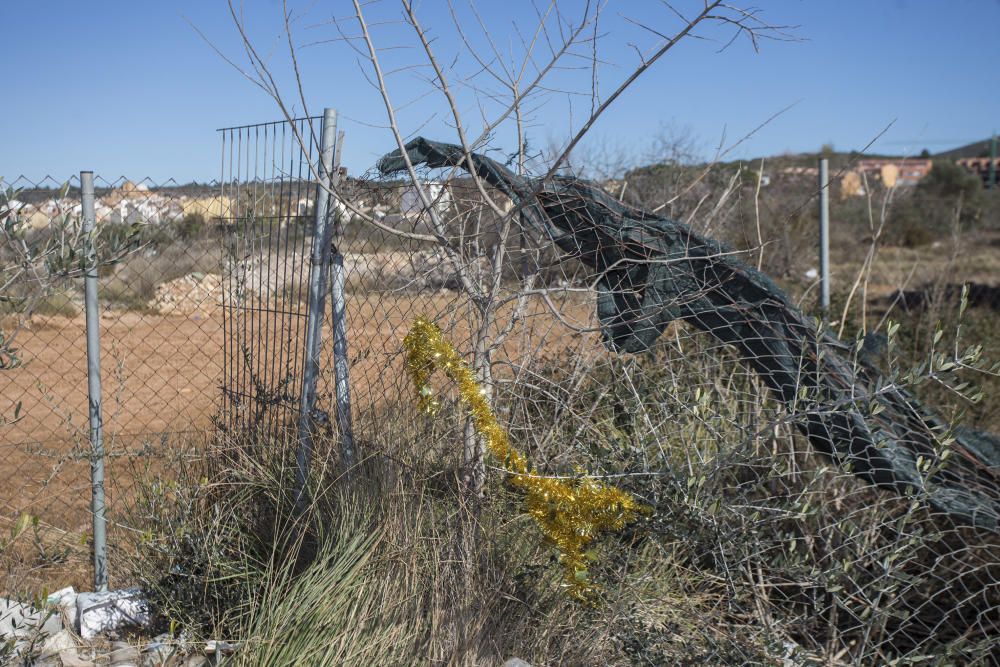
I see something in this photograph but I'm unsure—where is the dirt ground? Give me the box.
[0,289,598,592]
[2,293,550,445]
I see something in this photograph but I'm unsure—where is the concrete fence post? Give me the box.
[81,171,108,591]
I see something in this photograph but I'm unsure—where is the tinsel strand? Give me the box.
[403,317,651,599]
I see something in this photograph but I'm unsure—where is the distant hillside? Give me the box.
[934,138,995,160]
[624,150,909,181]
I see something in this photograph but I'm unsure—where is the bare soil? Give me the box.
[0,291,594,593]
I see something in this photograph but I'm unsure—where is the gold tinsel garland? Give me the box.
[403,317,650,599]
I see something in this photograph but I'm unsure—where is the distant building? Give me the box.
[1,199,26,218]
[180,196,233,222]
[957,157,1000,188]
[856,159,932,187]
[780,166,819,178]
[400,181,452,219]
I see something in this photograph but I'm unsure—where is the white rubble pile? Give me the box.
[1,588,219,666]
[77,589,152,641]
[144,250,491,316]
[150,272,223,315]
[1,582,531,666]
[1,594,63,663]
[341,249,489,290]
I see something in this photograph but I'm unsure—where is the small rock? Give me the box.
[181,655,211,667]
[142,636,180,667]
[1,596,63,639]
[38,628,77,662]
[0,596,63,662]
[60,648,98,667]
[504,659,533,667]
[110,640,142,666]
[77,589,152,640]
[203,639,237,656]
[47,587,79,630]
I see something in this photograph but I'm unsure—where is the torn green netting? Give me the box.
[378,137,1000,529]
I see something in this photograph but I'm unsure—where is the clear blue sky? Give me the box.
[2,1,998,183]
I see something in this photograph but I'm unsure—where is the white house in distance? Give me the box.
[400,181,452,220]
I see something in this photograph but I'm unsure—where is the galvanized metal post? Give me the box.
[296,108,338,504]
[81,171,108,592]
[818,158,831,318]
[328,129,356,469]
[989,133,996,191]
[330,249,355,469]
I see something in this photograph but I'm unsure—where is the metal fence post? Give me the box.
[329,129,356,470]
[989,132,996,190]
[81,171,108,591]
[330,249,355,469]
[818,158,830,318]
[296,109,338,504]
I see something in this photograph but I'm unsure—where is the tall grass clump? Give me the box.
[120,418,623,665]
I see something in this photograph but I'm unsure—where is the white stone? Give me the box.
[1,596,63,639]
[37,628,79,664]
[0,596,63,662]
[77,589,152,640]
[47,586,78,630]
[109,639,141,666]
[204,639,238,655]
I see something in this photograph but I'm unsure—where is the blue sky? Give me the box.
[2,1,998,183]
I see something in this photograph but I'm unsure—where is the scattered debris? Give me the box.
[37,630,79,666]
[148,250,473,315]
[108,640,140,666]
[1,591,220,666]
[77,589,152,641]
[140,634,182,666]
[1,596,63,663]
[47,587,78,630]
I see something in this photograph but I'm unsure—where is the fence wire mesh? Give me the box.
[218,116,324,441]
[2,135,999,663]
[1,175,225,593]
[340,142,1000,663]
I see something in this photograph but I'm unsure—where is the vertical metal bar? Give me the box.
[296,108,338,503]
[274,121,292,439]
[329,135,355,467]
[235,129,246,432]
[81,171,108,592]
[220,130,230,430]
[329,255,354,467]
[989,133,996,191]
[818,157,830,318]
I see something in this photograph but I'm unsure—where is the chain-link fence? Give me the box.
[3,125,999,662]
[1,175,226,594]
